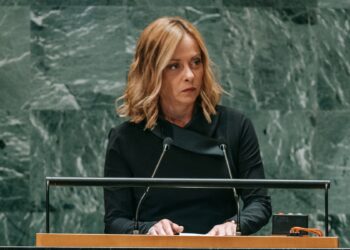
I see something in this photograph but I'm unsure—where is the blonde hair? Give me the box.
[117,16,223,129]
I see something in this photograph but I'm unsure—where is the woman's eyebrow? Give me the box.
[169,54,201,61]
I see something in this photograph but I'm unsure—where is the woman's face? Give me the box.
[160,34,203,110]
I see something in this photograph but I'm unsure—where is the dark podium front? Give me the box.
[36,233,339,248]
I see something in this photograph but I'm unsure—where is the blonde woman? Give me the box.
[104,16,271,236]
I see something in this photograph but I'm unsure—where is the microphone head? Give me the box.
[217,137,227,151]
[163,137,173,151]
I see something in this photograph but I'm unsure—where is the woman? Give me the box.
[104,16,271,236]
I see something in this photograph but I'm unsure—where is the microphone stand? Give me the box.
[133,138,172,234]
[220,143,241,235]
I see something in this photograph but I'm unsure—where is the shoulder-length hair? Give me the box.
[117,16,223,129]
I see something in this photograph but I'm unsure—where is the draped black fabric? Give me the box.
[104,105,271,235]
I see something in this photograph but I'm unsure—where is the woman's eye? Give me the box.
[168,63,179,70]
[192,57,202,66]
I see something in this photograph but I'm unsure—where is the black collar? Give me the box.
[152,106,223,157]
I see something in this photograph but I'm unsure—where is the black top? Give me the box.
[104,105,272,235]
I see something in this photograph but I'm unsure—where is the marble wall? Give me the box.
[1,0,350,247]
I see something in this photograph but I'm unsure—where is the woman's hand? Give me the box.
[147,219,184,235]
[207,221,237,236]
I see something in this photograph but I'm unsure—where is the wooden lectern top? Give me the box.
[36,233,339,248]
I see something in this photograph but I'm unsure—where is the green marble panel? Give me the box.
[21,84,80,110]
[27,6,127,110]
[246,111,317,214]
[313,111,350,214]
[0,111,30,212]
[0,211,103,246]
[221,8,318,111]
[28,110,121,211]
[0,0,30,5]
[30,0,125,6]
[319,0,350,8]
[0,212,31,246]
[222,0,317,8]
[30,211,104,236]
[126,0,222,7]
[0,7,31,110]
[316,9,350,110]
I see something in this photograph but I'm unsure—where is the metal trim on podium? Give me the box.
[45,177,331,235]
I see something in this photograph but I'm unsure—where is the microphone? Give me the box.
[133,137,173,234]
[219,140,241,235]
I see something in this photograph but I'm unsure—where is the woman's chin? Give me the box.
[176,98,197,106]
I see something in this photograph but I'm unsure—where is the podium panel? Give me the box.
[36,233,339,248]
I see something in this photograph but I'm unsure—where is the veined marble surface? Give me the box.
[28,6,127,109]
[0,111,30,213]
[0,7,31,109]
[1,0,350,247]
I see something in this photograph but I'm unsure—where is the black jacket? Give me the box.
[104,105,272,234]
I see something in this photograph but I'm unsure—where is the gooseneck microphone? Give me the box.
[219,141,241,235]
[133,137,173,234]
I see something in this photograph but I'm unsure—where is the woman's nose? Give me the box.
[183,65,194,81]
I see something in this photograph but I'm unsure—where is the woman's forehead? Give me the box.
[170,34,201,58]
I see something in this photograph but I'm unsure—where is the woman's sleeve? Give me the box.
[231,117,272,235]
[103,128,156,234]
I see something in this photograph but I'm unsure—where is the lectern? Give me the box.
[41,177,336,249]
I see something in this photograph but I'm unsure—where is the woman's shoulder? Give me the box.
[108,120,145,140]
[216,105,247,121]
[215,105,255,133]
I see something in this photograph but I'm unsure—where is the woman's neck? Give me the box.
[161,103,195,128]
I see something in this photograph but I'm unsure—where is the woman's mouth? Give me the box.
[182,87,196,92]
